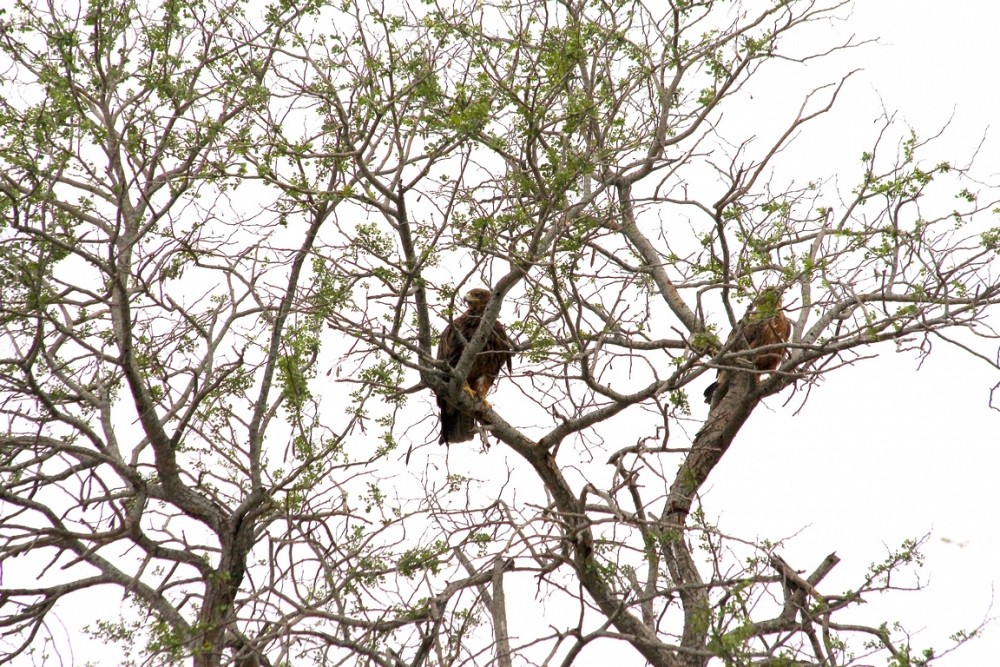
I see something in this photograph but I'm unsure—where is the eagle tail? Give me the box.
[703,381,718,404]
[439,403,476,444]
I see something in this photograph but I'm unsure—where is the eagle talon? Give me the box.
[463,383,492,408]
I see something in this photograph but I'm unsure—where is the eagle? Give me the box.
[435,288,514,444]
[704,288,791,405]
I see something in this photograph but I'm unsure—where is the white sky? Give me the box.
[756,3,1000,663]
[419,2,1000,662]
[10,1,1000,665]
[654,2,1000,663]
[452,2,1000,665]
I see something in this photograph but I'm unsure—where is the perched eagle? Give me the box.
[435,288,514,444]
[704,289,791,405]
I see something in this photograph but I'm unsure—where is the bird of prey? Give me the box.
[435,287,514,444]
[704,288,791,405]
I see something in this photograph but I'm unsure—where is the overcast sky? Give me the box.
[783,3,1000,664]
[422,3,1000,663]
[446,3,1000,665]
[12,1,999,665]
[669,2,1000,664]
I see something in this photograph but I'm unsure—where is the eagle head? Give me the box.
[464,288,492,310]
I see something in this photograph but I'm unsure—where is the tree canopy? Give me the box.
[1,0,997,665]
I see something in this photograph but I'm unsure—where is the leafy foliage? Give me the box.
[0,1,997,666]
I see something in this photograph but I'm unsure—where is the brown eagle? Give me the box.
[436,288,514,444]
[704,289,791,405]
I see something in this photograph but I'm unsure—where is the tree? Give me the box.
[1,0,997,665]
